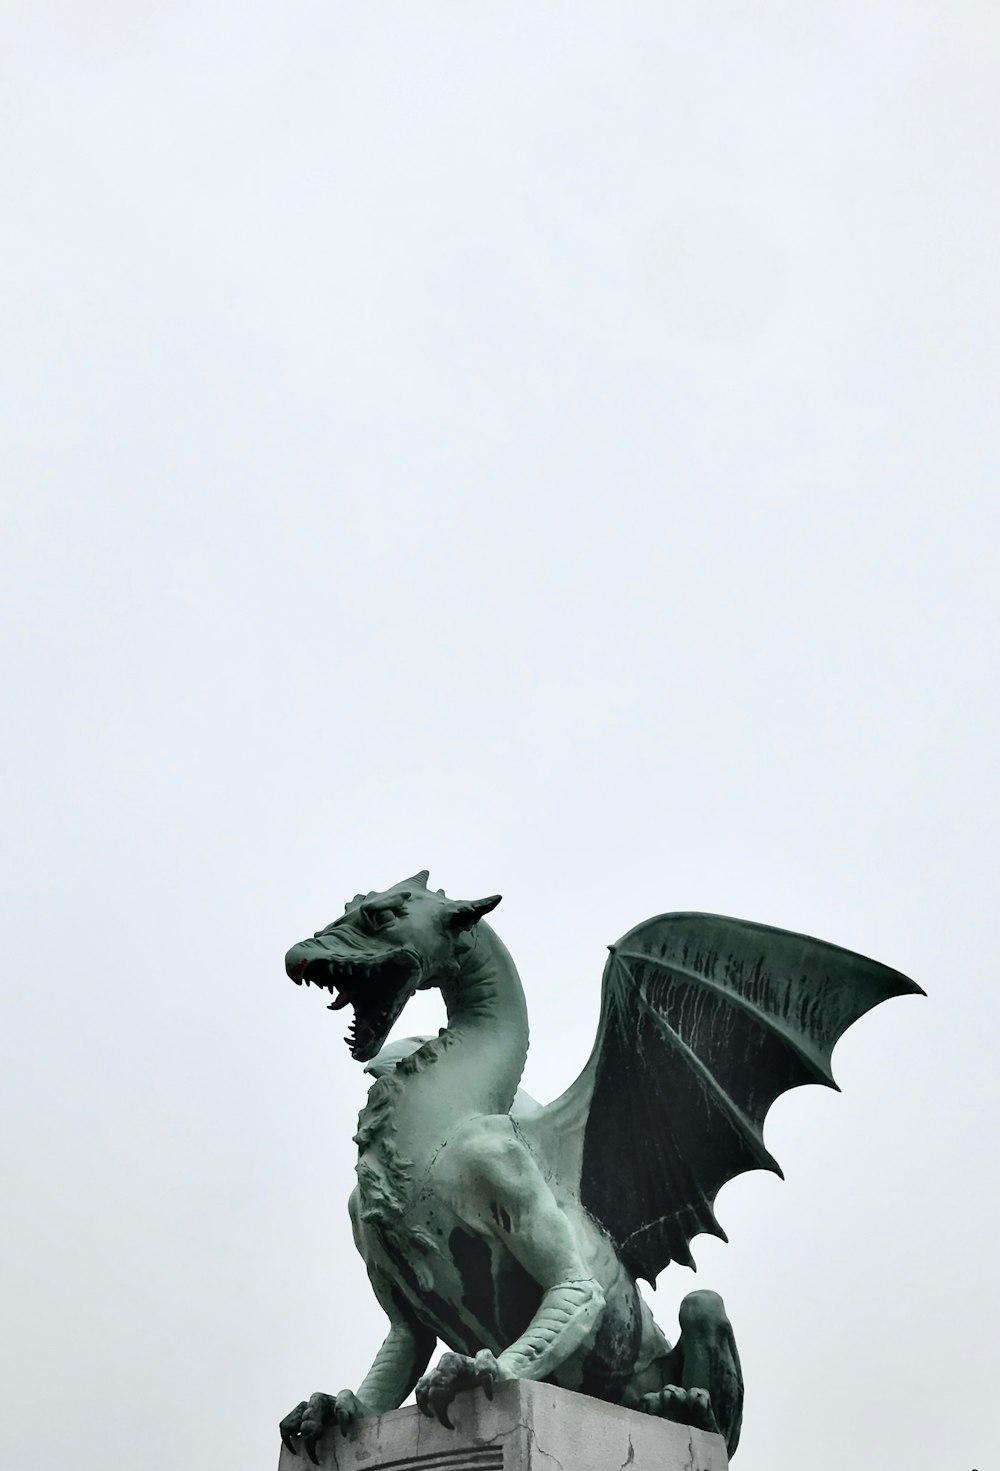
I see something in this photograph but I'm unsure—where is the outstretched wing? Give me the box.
[519,912,922,1284]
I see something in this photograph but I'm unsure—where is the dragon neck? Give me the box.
[434,920,530,1111]
[361,922,529,1162]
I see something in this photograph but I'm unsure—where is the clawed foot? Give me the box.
[279,1389,368,1463]
[639,1385,720,1436]
[415,1350,499,1429]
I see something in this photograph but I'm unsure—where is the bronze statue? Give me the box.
[279,873,922,1461]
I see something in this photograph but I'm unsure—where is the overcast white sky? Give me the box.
[2,4,998,1469]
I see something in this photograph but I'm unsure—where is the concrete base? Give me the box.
[277,1380,729,1471]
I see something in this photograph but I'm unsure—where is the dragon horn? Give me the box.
[403,870,430,888]
[448,895,502,930]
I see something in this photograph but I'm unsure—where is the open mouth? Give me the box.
[295,950,420,1061]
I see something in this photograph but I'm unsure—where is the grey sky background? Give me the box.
[2,4,997,1469]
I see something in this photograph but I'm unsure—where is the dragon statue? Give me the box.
[278,872,921,1462]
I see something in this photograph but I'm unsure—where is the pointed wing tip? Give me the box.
[755,1150,785,1181]
[885,968,925,1000]
[754,1138,785,1178]
[673,1250,696,1272]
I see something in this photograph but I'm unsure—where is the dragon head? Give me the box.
[284,871,501,1062]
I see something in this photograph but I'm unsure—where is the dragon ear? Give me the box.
[447,894,502,930]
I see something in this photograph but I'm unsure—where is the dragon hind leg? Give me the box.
[634,1290,743,1458]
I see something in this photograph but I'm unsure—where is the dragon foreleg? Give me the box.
[356,1319,436,1413]
[496,1277,605,1381]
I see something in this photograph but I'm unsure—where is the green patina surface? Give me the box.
[278,872,922,1463]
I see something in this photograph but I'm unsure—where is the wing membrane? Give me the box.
[522,913,922,1283]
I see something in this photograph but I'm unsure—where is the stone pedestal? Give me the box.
[277,1381,729,1471]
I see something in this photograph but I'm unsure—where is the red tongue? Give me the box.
[328,991,351,1011]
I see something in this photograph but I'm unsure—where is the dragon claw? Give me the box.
[279,1400,309,1456]
[639,1385,719,1435]
[415,1350,499,1430]
[281,1390,359,1464]
[335,1390,365,1436]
